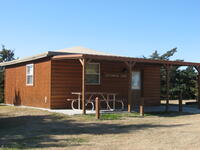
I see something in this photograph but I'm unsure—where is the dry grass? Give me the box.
[1,105,200,150]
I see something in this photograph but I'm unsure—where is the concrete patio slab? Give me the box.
[1,103,200,115]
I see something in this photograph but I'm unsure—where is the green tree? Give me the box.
[145,48,177,60]
[159,48,177,60]
[147,48,197,100]
[0,45,16,103]
[0,45,15,62]
[170,67,197,100]
[147,48,178,99]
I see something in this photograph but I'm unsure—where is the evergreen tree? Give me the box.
[0,45,15,62]
[0,45,16,103]
[147,48,197,100]
[149,50,160,59]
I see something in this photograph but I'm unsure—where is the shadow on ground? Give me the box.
[144,111,193,117]
[0,109,190,149]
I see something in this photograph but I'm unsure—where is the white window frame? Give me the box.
[86,63,100,85]
[26,64,34,86]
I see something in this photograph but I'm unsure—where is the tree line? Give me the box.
[0,45,15,103]
[0,46,198,103]
[144,48,198,100]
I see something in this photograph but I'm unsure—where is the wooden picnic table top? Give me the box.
[72,92,117,95]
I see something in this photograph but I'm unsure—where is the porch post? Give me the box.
[179,90,183,112]
[195,66,200,109]
[125,61,136,113]
[198,74,200,109]
[140,97,144,116]
[140,70,144,116]
[79,58,86,114]
[165,65,171,112]
[128,63,132,112]
[83,59,86,114]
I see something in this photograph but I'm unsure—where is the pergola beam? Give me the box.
[79,59,83,66]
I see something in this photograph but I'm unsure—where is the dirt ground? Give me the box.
[1,105,200,150]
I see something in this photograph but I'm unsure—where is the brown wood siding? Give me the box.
[51,59,161,109]
[4,58,51,108]
[132,65,160,106]
[4,57,160,109]
[142,65,161,106]
[51,59,82,108]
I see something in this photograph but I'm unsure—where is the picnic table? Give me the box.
[67,92,124,111]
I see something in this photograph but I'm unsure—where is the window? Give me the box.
[26,64,34,86]
[86,63,100,84]
[132,71,141,89]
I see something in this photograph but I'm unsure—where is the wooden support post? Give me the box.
[179,91,183,112]
[95,97,100,119]
[140,70,144,116]
[194,66,200,109]
[125,61,136,113]
[197,74,200,109]
[165,65,170,112]
[140,97,144,116]
[79,58,93,114]
[81,58,86,115]
[128,64,132,113]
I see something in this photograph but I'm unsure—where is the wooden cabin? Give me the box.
[1,46,200,112]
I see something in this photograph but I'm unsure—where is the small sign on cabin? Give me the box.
[104,73,127,78]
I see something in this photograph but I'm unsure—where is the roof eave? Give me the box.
[53,53,200,67]
[52,54,84,60]
[84,54,200,66]
[1,52,200,67]
[0,52,51,67]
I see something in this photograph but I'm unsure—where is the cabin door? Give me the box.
[131,71,142,106]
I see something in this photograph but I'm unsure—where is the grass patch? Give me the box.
[99,113,122,120]
[66,137,88,144]
[78,112,143,120]
[76,111,191,120]
[0,148,21,150]
[145,111,191,117]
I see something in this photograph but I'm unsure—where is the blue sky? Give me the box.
[0,0,200,62]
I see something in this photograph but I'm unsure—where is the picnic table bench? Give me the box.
[67,92,124,111]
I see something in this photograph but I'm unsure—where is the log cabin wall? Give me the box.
[51,59,129,108]
[142,65,161,106]
[51,59,82,108]
[51,59,161,109]
[4,58,51,108]
[4,58,161,109]
[133,65,161,106]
